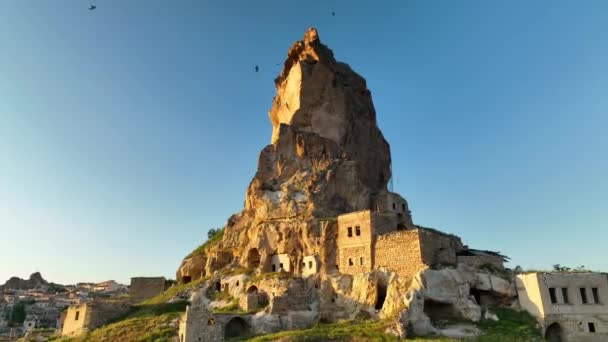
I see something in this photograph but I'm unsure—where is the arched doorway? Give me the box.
[248,248,261,269]
[224,317,251,339]
[545,323,563,342]
[246,285,258,294]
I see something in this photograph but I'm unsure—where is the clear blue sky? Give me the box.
[1,1,607,285]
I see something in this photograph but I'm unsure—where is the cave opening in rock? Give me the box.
[247,248,261,269]
[214,281,221,292]
[469,288,497,306]
[375,283,387,311]
[182,276,192,284]
[424,300,461,321]
[224,317,251,339]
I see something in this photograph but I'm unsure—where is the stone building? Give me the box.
[59,300,131,337]
[270,254,292,273]
[516,272,608,341]
[301,255,320,277]
[178,304,223,342]
[129,277,166,303]
[337,208,458,278]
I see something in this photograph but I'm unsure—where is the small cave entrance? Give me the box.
[247,248,261,269]
[224,317,251,339]
[469,288,497,306]
[182,276,192,284]
[545,323,564,342]
[213,281,221,292]
[375,283,387,311]
[424,300,461,321]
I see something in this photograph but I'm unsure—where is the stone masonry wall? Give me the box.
[418,229,460,266]
[373,230,426,279]
[337,210,374,275]
[269,278,311,314]
[130,277,166,303]
[457,255,504,269]
[60,304,89,336]
[339,245,372,275]
[179,305,222,342]
[86,300,131,330]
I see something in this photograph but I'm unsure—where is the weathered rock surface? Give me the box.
[176,28,398,283]
[0,272,57,291]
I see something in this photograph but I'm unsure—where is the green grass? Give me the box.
[212,299,247,314]
[206,288,233,301]
[473,308,542,341]
[227,307,540,342]
[188,228,224,257]
[246,271,292,285]
[230,320,402,342]
[140,278,203,305]
[51,282,200,342]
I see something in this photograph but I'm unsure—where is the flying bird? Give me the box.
[89,5,96,11]
[331,11,335,16]
[255,65,259,72]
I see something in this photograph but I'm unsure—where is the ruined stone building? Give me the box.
[59,299,131,337]
[129,277,166,303]
[516,272,608,342]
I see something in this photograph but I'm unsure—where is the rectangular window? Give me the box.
[392,202,396,210]
[561,288,569,304]
[355,226,361,236]
[75,311,80,321]
[549,288,558,304]
[588,322,596,333]
[279,263,284,269]
[308,261,313,269]
[592,288,600,304]
[402,203,406,212]
[347,227,352,237]
[360,257,364,265]
[348,258,353,266]
[272,264,276,272]
[580,288,588,304]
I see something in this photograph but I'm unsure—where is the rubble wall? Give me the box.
[373,230,426,279]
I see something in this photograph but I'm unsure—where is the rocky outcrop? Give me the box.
[0,272,54,291]
[176,28,399,283]
[269,28,391,191]
[173,28,516,340]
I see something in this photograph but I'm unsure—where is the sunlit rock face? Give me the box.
[177,28,395,282]
[268,28,392,191]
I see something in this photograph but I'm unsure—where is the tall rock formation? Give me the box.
[176,28,412,282]
[1,272,50,291]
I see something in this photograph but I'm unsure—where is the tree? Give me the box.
[207,228,219,240]
[8,301,26,326]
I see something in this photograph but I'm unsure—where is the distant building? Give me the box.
[129,277,166,303]
[59,300,131,337]
[516,272,608,341]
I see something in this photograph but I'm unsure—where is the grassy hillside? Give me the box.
[50,281,205,342]
[230,308,541,342]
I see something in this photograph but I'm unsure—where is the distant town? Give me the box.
[0,272,131,341]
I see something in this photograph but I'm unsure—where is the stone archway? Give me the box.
[224,317,251,339]
[545,322,564,342]
[247,248,261,269]
[246,285,258,294]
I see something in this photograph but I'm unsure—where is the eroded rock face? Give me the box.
[177,28,395,283]
[269,28,391,191]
